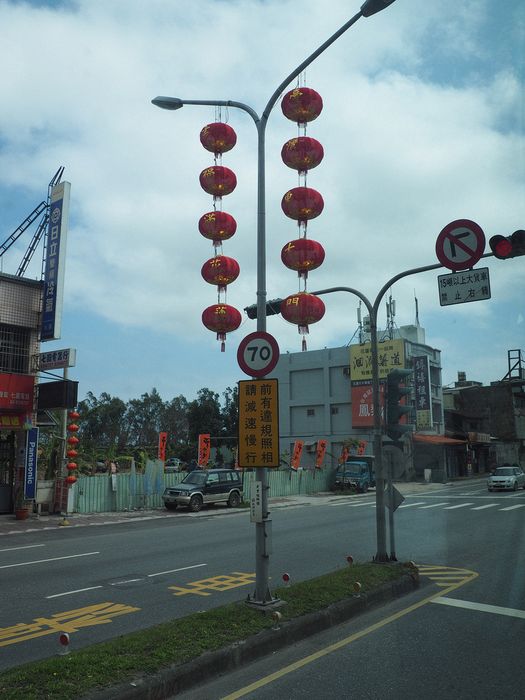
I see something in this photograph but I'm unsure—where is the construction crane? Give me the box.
[0,166,64,277]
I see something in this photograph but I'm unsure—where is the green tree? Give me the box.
[187,388,223,445]
[160,395,190,456]
[125,388,165,451]
[77,392,128,458]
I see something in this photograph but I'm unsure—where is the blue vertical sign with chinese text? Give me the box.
[41,181,71,341]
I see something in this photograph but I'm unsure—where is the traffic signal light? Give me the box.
[488,230,525,260]
[244,299,283,320]
[386,369,413,446]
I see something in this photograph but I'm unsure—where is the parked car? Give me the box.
[162,468,243,512]
[164,457,184,473]
[487,465,525,491]
[333,460,375,493]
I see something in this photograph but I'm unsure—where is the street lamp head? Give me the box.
[151,96,184,110]
[360,0,397,17]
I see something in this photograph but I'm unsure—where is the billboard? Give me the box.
[349,339,406,383]
[41,181,71,341]
[0,373,35,411]
[413,355,432,430]
[351,383,385,427]
[37,380,78,410]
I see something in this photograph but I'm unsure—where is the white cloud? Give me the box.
[0,0,523,399]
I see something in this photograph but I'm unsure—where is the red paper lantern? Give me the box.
[281,137,324,172]
[198,211,237,244]
[66,449,78,458]
[199,166,237,197]
[281,187,324,222]
[202,304,242,351]
[67,423,79,433]
[281,87,323,124]
[66,475,77,485]
[281,239,325,276]
[67,436,79,446]
[66,462,77,471]
[68,411,80,420]
[200,122,237,154]
[281,292,325,351]
[201,256,240,290]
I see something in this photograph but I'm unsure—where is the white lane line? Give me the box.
[443,503,474,510]
[432,597,525,619]
[46,586,104,599]
[398,502,426,509]
[0,544,45,553]
[148,563,207,578]
[500,504,525,512]
[110,578,143,585]
[0,551,100,569]
[418,503,449,509]
[471,504,499,511]
[348,502,376,508]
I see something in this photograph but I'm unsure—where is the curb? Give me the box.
[83,572,420,700]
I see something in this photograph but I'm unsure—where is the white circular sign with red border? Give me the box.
[435,219,485,271]
[237,331,280,378]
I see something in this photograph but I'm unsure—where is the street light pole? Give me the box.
[153,0,398,604]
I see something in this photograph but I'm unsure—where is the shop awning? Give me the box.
[413,434,467,445]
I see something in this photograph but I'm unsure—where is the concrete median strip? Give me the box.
[81,573,420,700]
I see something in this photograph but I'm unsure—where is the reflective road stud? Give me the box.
[58,632,70,655]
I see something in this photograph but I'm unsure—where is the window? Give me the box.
[307,409,315,417]
[331,407,339,415]
[0,324,31,373]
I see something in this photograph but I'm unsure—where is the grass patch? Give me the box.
[0,562,412,700]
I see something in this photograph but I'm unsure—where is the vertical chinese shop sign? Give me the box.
[238,379,280,468]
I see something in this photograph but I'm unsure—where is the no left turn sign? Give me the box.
[435,219,486,271]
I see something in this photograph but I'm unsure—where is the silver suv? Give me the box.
[163,469,243,512]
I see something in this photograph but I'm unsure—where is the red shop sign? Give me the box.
[0,373,35,411]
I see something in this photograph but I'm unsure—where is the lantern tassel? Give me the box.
[299,323,309,352]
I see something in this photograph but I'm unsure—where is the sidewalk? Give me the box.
[0,479,483,538]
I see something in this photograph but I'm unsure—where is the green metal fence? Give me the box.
[72,468,335,514]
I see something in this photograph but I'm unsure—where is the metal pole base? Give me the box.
[245,593,283,611]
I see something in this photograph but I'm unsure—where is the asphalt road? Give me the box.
[1,478,524,678]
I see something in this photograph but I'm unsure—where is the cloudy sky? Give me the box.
[0,0,523,403]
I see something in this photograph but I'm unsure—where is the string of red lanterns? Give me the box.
[198,120,242,351]
[65,410,80,484]
[280,86,326,350]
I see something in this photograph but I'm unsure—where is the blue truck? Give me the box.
[333,456,376,493]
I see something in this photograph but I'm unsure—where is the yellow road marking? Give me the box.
[221,565,478,699]
[0,602,140,648]
[169,572,255,597]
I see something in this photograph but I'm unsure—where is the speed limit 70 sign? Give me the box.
[237,332,280,378]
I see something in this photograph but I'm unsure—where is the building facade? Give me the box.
[268,324,444,478]
[0,273,42,512]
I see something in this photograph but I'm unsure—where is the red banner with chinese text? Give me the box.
[158,432,168,461]
[339,446,349,464]
[198,434,211,467]
[290,440,304,470]
[315,439,327,468]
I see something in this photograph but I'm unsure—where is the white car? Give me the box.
[487,466,525,491]
[165,458,184,473]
